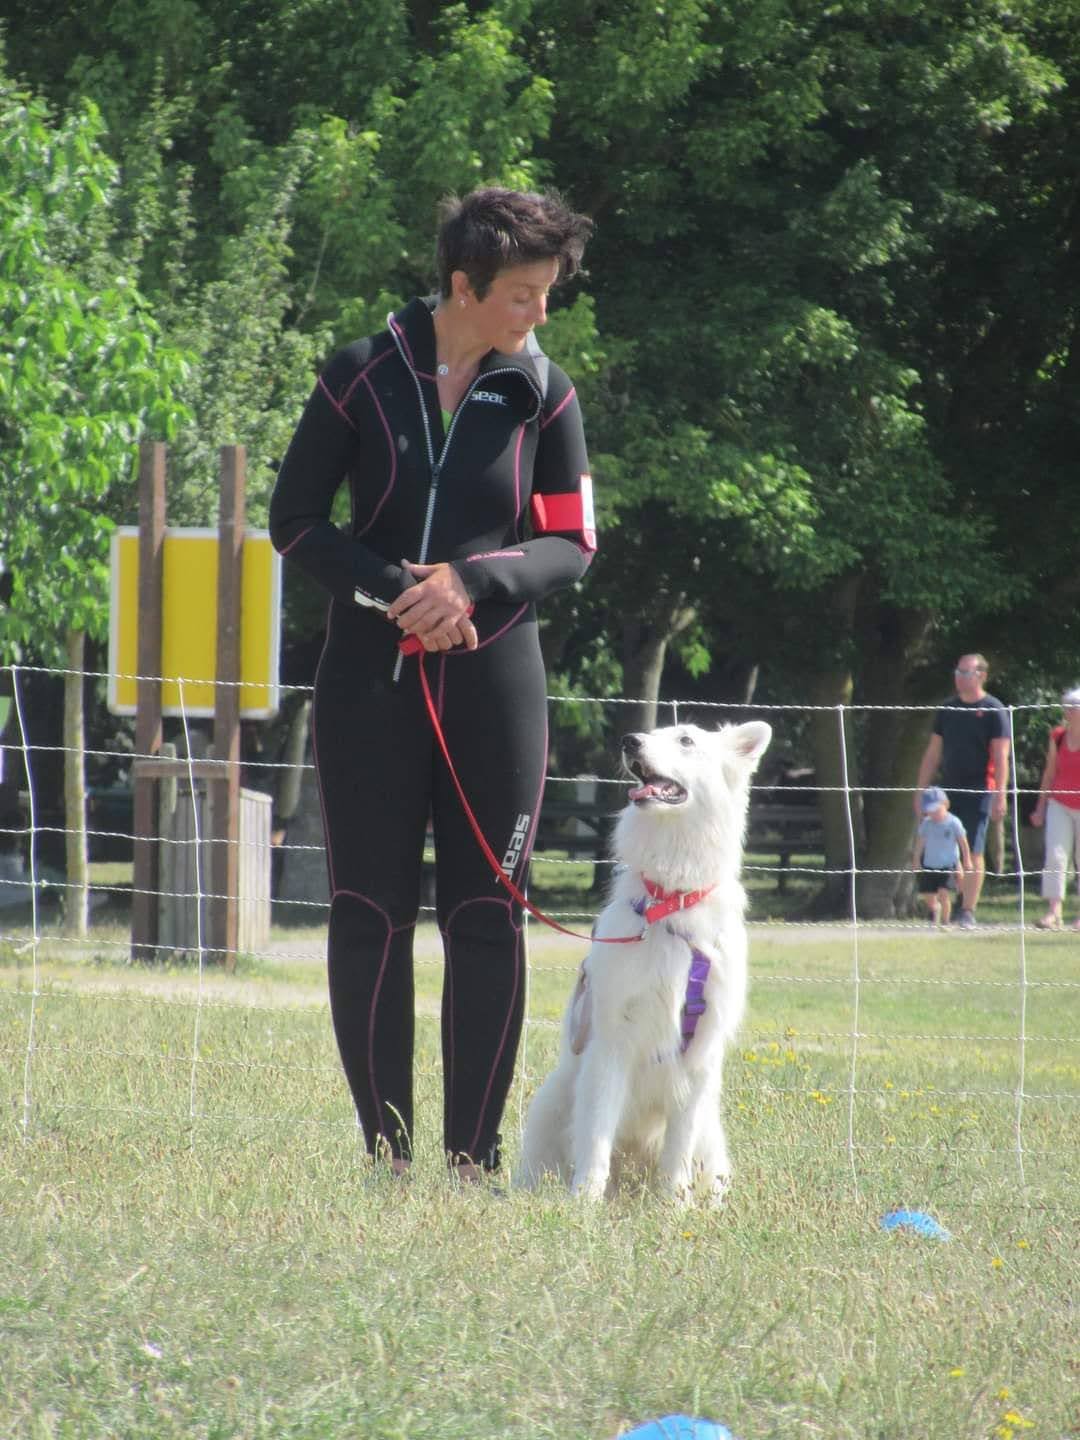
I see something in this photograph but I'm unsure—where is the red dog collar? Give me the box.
[637,876,716,926]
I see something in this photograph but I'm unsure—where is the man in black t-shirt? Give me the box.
[914,653,1011,928]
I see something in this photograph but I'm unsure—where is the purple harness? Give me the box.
[632,893,711,1053]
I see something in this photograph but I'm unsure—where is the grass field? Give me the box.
[1,887,1078,1438]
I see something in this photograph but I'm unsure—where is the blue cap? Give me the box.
[921,785,947,811]
[621,1420,736,1440]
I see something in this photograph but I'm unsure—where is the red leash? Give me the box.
[411,650,642,945]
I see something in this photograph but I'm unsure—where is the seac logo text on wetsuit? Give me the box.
[471,390,509,407]
[500,812,531,880]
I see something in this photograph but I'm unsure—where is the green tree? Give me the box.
[535,0,1077,913]
[0,67,188,931]
[6,0,1079,919]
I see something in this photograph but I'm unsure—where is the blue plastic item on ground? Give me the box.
[879,1208,952,1241]
[622,1417,736,1440]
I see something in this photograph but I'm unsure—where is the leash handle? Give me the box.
[411,652,641,945]
[397,603,477,657]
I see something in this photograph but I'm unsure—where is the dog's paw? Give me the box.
[569,1170,608,1202]
[700,1171,731,1209]
[657,1173,696,1208]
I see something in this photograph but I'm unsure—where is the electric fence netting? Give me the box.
[2,661,1078,1206]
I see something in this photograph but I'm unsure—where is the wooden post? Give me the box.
[131,442,166,961]
[210,445,245,968]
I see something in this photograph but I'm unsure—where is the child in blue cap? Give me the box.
[912,786,973,926]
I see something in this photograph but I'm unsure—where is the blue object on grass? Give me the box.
[880,1208,952,1241]
[622,1417,736,1440]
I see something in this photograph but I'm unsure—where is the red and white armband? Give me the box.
[530,474,597,552]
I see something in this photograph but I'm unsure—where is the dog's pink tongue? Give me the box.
[628,782,659,802]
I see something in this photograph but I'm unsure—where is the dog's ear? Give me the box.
[730,720,772,766]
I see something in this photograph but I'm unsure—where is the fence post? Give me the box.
[131,442,166,962]
[210,445,245,968]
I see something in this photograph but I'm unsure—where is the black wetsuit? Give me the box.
[269,297,595,1167]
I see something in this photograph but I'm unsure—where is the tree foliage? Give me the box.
[3,0,1079,911]
[0,66,187,659]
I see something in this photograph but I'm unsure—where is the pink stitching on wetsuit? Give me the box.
[278,522,316,557]
[314,619,413,1151]
[311,621,335,892]
[440,896,524,1160]
[442,603,529,658]
[539,385,575,431]
[513,423,524,518]
[318,375,360,433]
[328,889,414,1147]
[522,711,549,872]
[388,314,416,371]
[387,315,434,378]
[464,711,547,1155]
[481,605,529,649]
[339,345,393,410]
[444,932,455,1135]
[354,374,397,536]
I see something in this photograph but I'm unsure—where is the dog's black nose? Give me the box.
[621,733,643,754]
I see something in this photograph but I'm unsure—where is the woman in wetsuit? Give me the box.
[269,188,595,1181]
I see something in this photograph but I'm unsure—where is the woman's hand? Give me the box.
[1030,803,1046,829]
[387,561,478,652]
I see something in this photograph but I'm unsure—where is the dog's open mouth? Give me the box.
[626,761,688,806]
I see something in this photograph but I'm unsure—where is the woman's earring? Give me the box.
[460,298,466,308]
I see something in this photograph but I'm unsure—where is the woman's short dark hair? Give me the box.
[435,187,592,299]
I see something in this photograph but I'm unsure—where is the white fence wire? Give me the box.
[2,661,1078,1193]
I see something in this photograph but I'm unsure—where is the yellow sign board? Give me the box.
[108,527,281,718]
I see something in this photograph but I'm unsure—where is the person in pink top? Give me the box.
[1030,685,1080,930]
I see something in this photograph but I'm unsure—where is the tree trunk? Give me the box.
[797,574,863,916]
[857,705,930,918]
[622,622,667,733]
[806,665,860,916]
[856,604,936,917]
[622,604,696,733]
[63,628,89,937]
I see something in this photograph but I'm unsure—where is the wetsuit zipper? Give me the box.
[389,327,540,683]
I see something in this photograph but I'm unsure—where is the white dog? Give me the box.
[517,720,771,1204]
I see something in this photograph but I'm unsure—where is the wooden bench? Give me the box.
[534,794,825,894]
[537,794,618,891]
[419,794,825,901]
[745,801,824,893]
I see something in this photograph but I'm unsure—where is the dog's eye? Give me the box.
[679,734,694,748]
